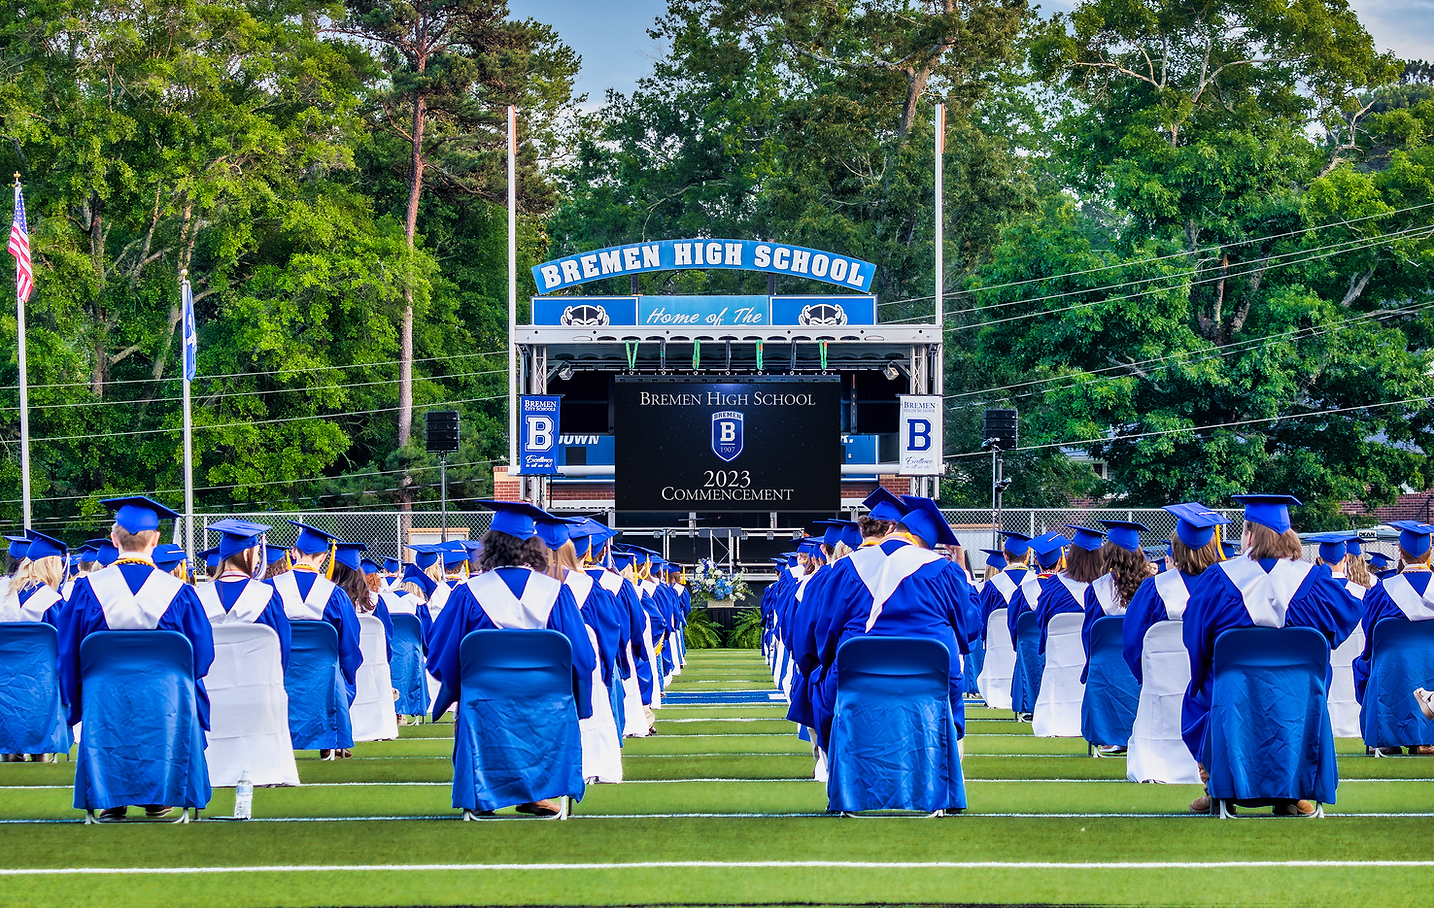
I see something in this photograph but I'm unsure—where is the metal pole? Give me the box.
[507,105,518,482]
[181,269,194,560]
[934,103,944,328]
[440,454,448,544]
[13,175,31,529]
[992,446,1004,552]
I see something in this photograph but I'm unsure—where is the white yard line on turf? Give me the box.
[9,859,1434,875]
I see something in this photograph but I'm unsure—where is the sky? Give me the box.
[509,0,1434,105]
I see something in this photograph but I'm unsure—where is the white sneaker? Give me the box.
[1414,688,1434,720]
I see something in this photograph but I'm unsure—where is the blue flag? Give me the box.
[181,277,196,381]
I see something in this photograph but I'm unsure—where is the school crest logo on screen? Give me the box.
[712,411,744,462]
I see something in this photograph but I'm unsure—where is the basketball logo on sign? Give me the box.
[711,410,744,462]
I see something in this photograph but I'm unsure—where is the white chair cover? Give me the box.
[1126,620,1201,784]
[350,615,399,742]
[579,626,623,782]
[1328,623,1365,737]
[977,608,1015,710]
[204,623,300,787]
[1032,613,1086,737]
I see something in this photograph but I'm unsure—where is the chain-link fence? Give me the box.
[941,508,1246,559]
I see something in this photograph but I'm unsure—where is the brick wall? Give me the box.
[491,467,521,502]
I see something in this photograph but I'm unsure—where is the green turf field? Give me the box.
[2,648,1433,907]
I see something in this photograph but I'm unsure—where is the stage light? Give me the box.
[883,362,899,380]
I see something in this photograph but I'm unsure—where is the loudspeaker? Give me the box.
[425,410,460,454]
[983,408,1018,450]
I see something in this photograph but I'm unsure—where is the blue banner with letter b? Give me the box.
[519,396,562,475]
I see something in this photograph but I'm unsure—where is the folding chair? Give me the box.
[976,608,1014,711]
[0,622,72,758]
[1126,620,1200,784]
[1082,615,1139,751]
[1032,612,1085,737]
[454,629,583,820]
[284,620,353,754]
[828,636,963,816]
[75,631,208,823]
[205,623,299,787]
[1360,618,1434,752]
[390,613,429,721]
[1207,626,1334,818]
[351,615,399,742]
[1012,610,1043,717]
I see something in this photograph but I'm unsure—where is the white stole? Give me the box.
[378,588,416,615]
[1344,579,1368,602]
[0,584,61,623]
[594,569,626,597]
[1378,573,1434,621]
[1153,569,1191,620]
[465,569,561,629]
[564,570,596,611]
[1218,556,1316,628]
[271,570,337,621]
[1091,573,1124,616]
[197,579,273,625]
[1057,575,1091,611]
[795,564,823,603]
[988,569,1043,610]
[88,563,185,630]
[850,543,943,632]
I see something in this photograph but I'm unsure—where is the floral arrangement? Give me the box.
[689,558,751,603]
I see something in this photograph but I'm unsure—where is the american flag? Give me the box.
[8,184,33,303]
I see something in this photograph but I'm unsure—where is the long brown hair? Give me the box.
[332,562,373,613]
[1063,546,1105,584]
[1170,536,1223,576]
[1245,524,1302,561]
[1345,556,1373,589]
[1102,543,1150,608]
[218,547,262,579]
[548,540,582,580]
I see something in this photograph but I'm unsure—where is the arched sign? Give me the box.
[532,239,876,294]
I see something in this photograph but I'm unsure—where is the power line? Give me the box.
[944,395,1434,460]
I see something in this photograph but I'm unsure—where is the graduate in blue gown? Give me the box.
[976,532,1040,645]
[816,495,972,812]
[1181,494,1362,815]
[1351,522,1434,751]
[1079,520,1151,676]
[0,531,73,761]
[1031,531,1085,654]
[60,496,214,819]
[1122,504,1229,681]
[272,522,364,702]
[426,500,597,816]
[196,519,292,668]
[334,543,392,663]
[1368,552,1396,580]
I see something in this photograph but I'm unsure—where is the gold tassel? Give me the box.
[325,541,336,580]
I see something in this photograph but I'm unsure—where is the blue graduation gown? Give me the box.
[60,561,215,729]
[1034,575,1085,654]
[975,567,1036,645]
[1181,557,1362,762]
[426,567,596,721]
[570,572,623,687]
[1352,571,1431,704]
[211,578,292,669]
[281,569,364,702]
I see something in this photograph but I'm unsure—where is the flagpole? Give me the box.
[181,268,194,560]
[933,106,945,500]
[12,174,31,530]
[507,105,518,489]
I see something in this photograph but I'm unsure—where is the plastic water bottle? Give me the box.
[234,771,253,820]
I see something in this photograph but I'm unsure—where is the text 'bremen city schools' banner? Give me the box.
[898,395,943,476]
[613,377,841,512]
[519,395,562,475]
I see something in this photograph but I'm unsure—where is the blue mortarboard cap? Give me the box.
[439,541,469,569]
[6,535,32,560]
[102,496,181,534]
[812,520,846,548]
[612,550,636,568]
[1307,532,1356,563]
[1162,503,1231,550]
[770,556,786,566]
[383,557,402,573]
[1221,540,1240,558]
[535,514,581,549]
[1032,531,1068,568]
[897,496,958,548]
[785,552,800,566]
[265,545,289,566]
[1063,525,1106,552]
[406,543,442,569]
[23,530,67,561]
[1099,520,1150,554]
[360,558,380,574]
[1347,538,1363,557]
[1369,552,1394,569]
[151,543,186,572]
[209,518,271,561]
[980,548,1007,569]
[95,541,119,566]
[81,539,106,556]
[199,546,221,570]
[474,500,553,541]
[1231,494,1301,535]
[999,531,1033,556]
[288,520,340,555]
[1388,520,1434,556]
[334,541,367,572]
[797,537,823,556]
[839,523,862,549]
[862,488,908,523]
